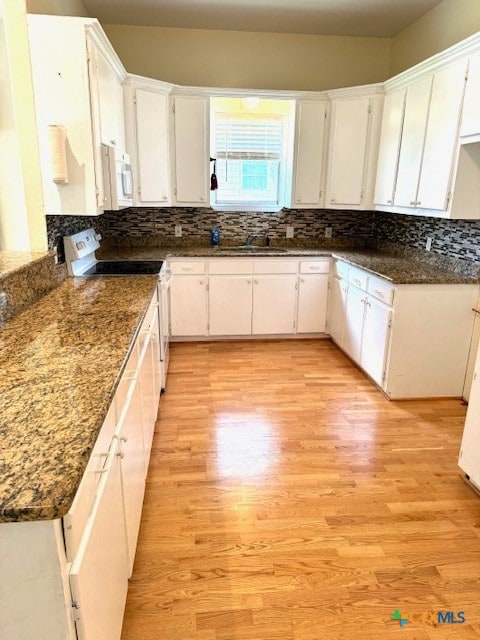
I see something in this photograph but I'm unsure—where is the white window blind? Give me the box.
[213,115,284,205]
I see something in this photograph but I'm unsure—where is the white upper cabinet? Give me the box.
[325,93,383,209]
[172,96,209,206]
[394,76,433,208]
[460,49,480,138]
[91,41,126,154]
[374,89,406,206]
[377,56,472,217]
[125,82,172,205]
[290,101,328,208]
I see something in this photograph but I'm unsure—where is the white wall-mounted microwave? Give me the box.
[101,144,134,210]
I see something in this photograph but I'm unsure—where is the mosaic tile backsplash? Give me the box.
[47,208,480,264]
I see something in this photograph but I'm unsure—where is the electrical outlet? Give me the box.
[325,227,333,238]
[175,225,182,238]
[286,226,294,239]
[425,236,432,251]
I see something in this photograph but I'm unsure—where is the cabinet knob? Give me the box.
[410,201,416,206]
[200,196,205,201]
[331,198,336,203]
[417,201,421,206]
[296,197,302,203]
[199,280,204,285]
[254,279,258,285]
[110,139,116,146]
[387,199,392,204]
[300,278,305,283]
[247,279,252,284]
[162,195,167,200]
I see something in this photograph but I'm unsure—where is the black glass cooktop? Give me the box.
[83,260,164,276]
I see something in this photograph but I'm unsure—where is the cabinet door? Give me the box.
[374,89,406,206]
[209,276,253,335]
[94,44,125,153]
[139,332,157,473]
[70,440,128,640]
[170,276,208,336]
[360,296,392,386]
[252,275,297,335]
[327,277,348,347]
[416,59,467,210]
[459,350,480,486]
[292,101,327,207]
[461,50,480,137]
[173,96,209,205]
[135,89,170,203]
[343,284,365,363]
[394,76,432,207]
[117,374,145,576]
[297,274,329,333]
[326,98,370,206]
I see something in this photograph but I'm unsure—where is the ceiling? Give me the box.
[83,0,444,38]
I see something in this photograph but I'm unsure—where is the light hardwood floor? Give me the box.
[121,340,480,640]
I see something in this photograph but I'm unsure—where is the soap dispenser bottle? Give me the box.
[211,227,220,246]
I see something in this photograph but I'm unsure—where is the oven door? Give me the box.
[158,267,172,390]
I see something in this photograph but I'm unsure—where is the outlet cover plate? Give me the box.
[426,237,432,251]
[286,226,294,239]
[175,225,182,238]
[325,227,333,238]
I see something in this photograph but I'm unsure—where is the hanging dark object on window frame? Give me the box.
[210,157,218,191]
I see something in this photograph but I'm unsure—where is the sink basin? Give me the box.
[216,246,288,253]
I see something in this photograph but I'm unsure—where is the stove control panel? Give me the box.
[64,228,101,276]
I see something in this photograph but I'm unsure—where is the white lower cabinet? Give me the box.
[209,275,253,335]
[69,439,128,640]
[297,274,329,333]
[169,257,330,339]
[252,275,297,335]
[0,289,162,640]
[331,259,478,398]
[169,276,208,337]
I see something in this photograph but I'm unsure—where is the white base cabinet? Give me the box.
[0,289,161,640]
[169,258,331,339]
[459,341,480,489]
[330,259,478,398]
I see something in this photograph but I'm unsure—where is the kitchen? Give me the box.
[0,3,478,638]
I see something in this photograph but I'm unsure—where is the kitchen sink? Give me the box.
[216,246,288,253]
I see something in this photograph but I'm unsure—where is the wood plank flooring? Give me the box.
[121,339,480,640]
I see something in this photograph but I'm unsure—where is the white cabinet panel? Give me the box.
[416,59,467,211]
[139,332,157,473]
[327,277,348,347]
[326,98,370,206]
[252,275,297,335]
[170,277,208,337]
[343,285,365,362]
[173,96,209,205]
[360,297,392,386]
[459,347,480,486]
[461,50,480,138]
[292,101,327,207]
[394,76,432,207]
[70,440,128,640]
[95,44,125,153]
[209,276,253,336]
[297,275,328,333]
[135,89,170,204]
[116,374,145,576]
[374,89,405,206]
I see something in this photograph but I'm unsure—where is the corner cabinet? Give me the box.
[124,78,173,206]
[329,259,478,398]
[325,91,383,210]
[171,95,210,206]
[27,15,127,216]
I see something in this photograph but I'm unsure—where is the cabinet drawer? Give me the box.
[334,260,350,279]
[348,267,368,291]
[170,261,206,275]
[300,260,330,274]
[253,259,298,274]
[63,403,116,562]
[367,276,395,306]
[208,259,254,275]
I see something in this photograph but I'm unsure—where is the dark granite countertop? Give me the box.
[0,275,157,522]
[0,250,52,279]
[98,244,480,285]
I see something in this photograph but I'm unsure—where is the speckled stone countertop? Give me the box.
[0,275,157,522]
[98,244,480,285]
[0,250,51,278]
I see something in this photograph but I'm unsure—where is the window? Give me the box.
[210,99,293,210]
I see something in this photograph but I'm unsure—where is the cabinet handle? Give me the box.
[472,308,480,315]
[181,267,194,272]
[296,197,301,203]
[200,196,205,201]
[110,139,116,146]
[410,201,416,206]
[300,278,305,283]
[247,279,252,284]
[416,201,421,206]
[374,289,384,298]
[361,298,366,303]
[199,280,204,285]
[355,278,361,286]
[162,195,167,201]
[331,198,336,203]
[387,199,392,204]
[254,279,258,284]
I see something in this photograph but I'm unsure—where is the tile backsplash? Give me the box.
[47,208,480,263]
